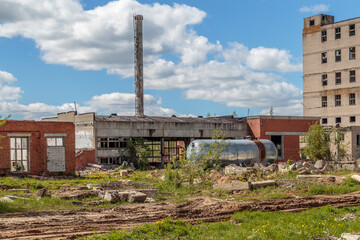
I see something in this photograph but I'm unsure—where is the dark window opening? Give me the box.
[321,30,327,42]
[350,116,356,123]
[335,95,341,106]
[97,137,128,149]
[322,118,328,124]
[349,24,355,36]
[322,96,327,107]
[350,47,356,60]
[335,49,341,62]
[350,70,356,83]
[336,117,341,123]
[271,135,283,159]
[335,27,341,39]
[322,74,328,86]
[309,20,315,26]
[336,72,341,85]
[322,52,327,63]
[357,135,360,146]
[349,93,356,105]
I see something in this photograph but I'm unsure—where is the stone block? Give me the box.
[213,181,250,191]
[251,180,276,189]
[128,191,147,203]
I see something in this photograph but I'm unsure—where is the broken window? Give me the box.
[335,49,341,62]
[350,70,356,83]
[336,72,341,85]
[321,30,327,42]
[99,157,122,165]
[336,117,341,124]
[335,95,341,106]
[350,47,356,60]
[47,137,64,147]
[349,93,356,105]
[335,27,341,39]
[349,24,355,36]
[97,137,127,149]
[350,116,356,123]
[321,52,327,63]
[322,96,327,107]
[322,74,328,86]
[309,20,315,26]
[10,137,29,172]
[322,118,328,124]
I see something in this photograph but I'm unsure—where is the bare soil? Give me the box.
[1,192,360,240]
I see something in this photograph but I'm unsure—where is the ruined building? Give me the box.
[303,14,360,163]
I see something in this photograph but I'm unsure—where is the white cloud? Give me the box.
[299,4,329,13]
[0,0,304,117]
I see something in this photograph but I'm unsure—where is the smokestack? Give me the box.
[134,14,144,117]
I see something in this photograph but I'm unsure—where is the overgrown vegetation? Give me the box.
[301,123,348,161]
[120,138,151,170]
[83,205,360,240]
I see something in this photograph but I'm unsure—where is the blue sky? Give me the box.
[0,0,358,119]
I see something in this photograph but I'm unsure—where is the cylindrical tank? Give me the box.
[186,139,277,166]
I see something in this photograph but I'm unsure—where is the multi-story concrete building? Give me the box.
[303,14,360,127]
[303,14,360,163]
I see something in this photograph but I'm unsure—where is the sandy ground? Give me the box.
[1,191,360,239]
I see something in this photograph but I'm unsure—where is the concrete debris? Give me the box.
[251,180,276,189]
[224,164,256,175]
[314,160,326,169]
[341,233,360,240]
[104,191,129,203]
[302,162,318,171]
[86,184,101,190]
[296,175,336,181]
[146,169,164,178]
[310,169,324,174]
[322,164,333,172]
[8,189,30,193]
[278,162,288,173]
[137,189,158,198]
[36,189,51,199]
[213,181,251,191]
[87,163,103,169]
[118,169,129,177]
[52,190,98,200]
[144,197,155,203]
[351,175,360,183]
[335,213,357,222]
[0,196,14,203]
[128,191,147,203]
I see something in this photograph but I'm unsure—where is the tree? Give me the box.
[301,123,348,161]
[121,138,151,169]
[232,110,238,118]
[0,115,9,149]
[206,112,211,118]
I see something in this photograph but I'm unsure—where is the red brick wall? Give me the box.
[247,117,319,161]
[0,120,75,175]
[75,149,96,170]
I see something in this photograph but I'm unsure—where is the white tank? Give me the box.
[186,139,277,166]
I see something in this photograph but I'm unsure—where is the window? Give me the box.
[349,93,356,105]
[10,137,29,172]
[321,30,327,42]
[309,20,315,26]
[321,52,327,63]
[350,70,356,83]
[335,95,341,106]
[349,24,355,36]
[47,137,64,147]
[322,118,328,124]
[322,96,327,107]
[97,137,127,149]
[336,72,341,85]
[350,116,356,123]
[335,49,341,62]
[322,74,328,86]
[336,117,341,123]
[349,47,356,60]
[357,135,360,146]
[335,27,341,39]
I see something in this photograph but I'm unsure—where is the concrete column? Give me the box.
[160,138,164,168]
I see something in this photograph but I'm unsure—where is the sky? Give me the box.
[0,0,359,120]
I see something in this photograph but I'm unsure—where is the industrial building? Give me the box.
[0,120,75,175]
[303,14,360,162]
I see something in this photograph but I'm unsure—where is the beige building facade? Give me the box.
[303,14,360,163]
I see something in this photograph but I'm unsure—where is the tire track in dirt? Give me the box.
[1,193,360,240]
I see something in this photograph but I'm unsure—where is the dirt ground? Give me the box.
[1,192,360,240]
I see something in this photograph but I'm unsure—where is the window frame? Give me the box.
[322,96,327,107]
[335,94,341,107]
[46,137,64,147]
[10,137,29,173]
[350,70,356,83]
[335,72,341,85]
[349,47,356,60]
[321,52,327,63]
[321,30,327,42]
[349,93,356,105]
[322,74,328,86]
[349,24,356,36]
[335,49,341,62]
[335,117,342,124]
[322,118,328,124]
[335,27,341,39]
[350,116,356,123]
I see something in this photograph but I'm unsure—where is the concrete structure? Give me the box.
[247,116,319,161]
[303,14,360,127]
[303,14,360,164]
[43,112,248,168]
[0,120,75,175]
[134,15,144,117]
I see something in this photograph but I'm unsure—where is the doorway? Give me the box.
[270,135,283,160]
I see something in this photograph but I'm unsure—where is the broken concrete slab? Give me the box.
[144,197,155,203]
[118,169,128,177]
[341,233,360,240]
[310,169,324,174]
[251,180,276,189]
[351,175,360,183]
[137,189,158,198]
[278,162,288,173]
[296,175,336,181]
[314,160,326,169]
[86,184,101,190]
[213,181,251,191]
[302,162,318,171]
[77,186,90,190]
[224,164,256,175]
[8,189,30,193]
[128,191,147,203]
[87,163,103,169]
[322,164,333,172]
[53,190,98,200]
[103,191,130,203]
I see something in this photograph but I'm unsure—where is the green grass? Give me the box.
[82,205,360,240]
[302,177,360,195]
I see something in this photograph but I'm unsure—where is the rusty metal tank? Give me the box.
[186,139,277,166]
